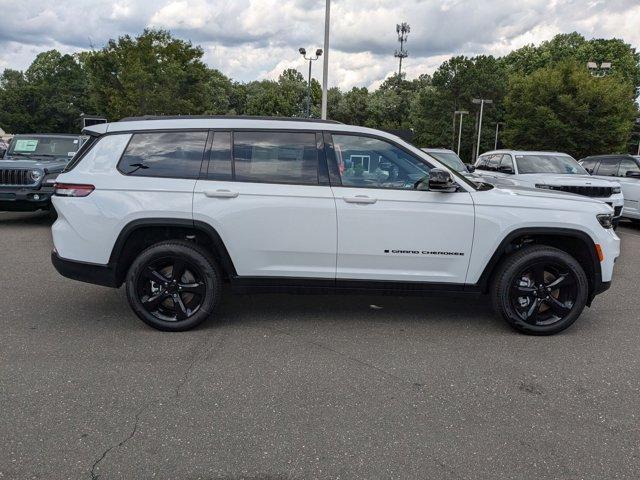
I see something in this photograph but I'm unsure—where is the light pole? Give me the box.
[454,110,469,157]
[299,48,323,117]
[321,0,331,120]
[587,61,612,77]
[472,98,493,160]
[494,122,506,150]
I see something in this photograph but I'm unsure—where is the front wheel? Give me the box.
[125,240,221,331]
[491,245,589,335]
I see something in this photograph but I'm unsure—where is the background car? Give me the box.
[579,154,640,223]
[421,148,480,181]
[474,150,624,225]
[0,133,86,215]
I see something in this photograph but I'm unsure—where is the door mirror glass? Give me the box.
[424,168,458,192]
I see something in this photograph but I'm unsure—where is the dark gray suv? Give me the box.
[0,133,85,214]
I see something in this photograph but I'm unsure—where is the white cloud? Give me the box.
[0,0,639,89]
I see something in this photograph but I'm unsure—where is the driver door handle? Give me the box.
[343,195,377,204]
[204,189,239,198]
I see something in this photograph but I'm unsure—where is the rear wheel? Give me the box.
[491,245,589,335]
[125,240,221,331]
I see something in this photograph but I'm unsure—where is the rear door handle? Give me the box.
[204,189,239,198]
[343,195,377,204]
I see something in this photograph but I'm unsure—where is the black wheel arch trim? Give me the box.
[108,217,238,285]
[476,227,603,303]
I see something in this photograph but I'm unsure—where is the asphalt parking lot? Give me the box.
[1,211,639,480]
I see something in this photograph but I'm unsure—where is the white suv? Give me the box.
[51,117,619,335]
[474,150,624,225]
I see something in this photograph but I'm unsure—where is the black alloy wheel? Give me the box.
[126,241,221,331]
[492,245,589,335]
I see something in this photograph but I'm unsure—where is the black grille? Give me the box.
[0,169,32,186]
[547,185,613,198]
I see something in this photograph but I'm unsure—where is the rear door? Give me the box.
[326,132,474,284]
[193,129,337,279]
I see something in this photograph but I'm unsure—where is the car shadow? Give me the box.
[0,211,52,226]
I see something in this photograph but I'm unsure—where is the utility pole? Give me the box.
[394,23,410,79]
[321,0,331,120]
[494,122,506,150]
[299,48,322,117]
[454,110,469,157]
[472,98,493,159]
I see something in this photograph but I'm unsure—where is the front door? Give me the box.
[327,133,475,284]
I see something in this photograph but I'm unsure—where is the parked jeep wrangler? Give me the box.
[51,117,619,335]
[0,133,85,214]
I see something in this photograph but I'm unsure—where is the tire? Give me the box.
[125,240,222,331]
[491,245,589,335]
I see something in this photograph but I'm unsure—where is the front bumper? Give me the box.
[0,186,54,211]
[51,250,119,288]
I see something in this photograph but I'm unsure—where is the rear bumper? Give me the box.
[51,250,119,288]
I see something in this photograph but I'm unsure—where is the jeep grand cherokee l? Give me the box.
[0,133,85,214]
[51,117,619,335]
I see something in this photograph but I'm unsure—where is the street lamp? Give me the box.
[472,98,493,160]
[494,122,506,150]
[454,110,469,157]
[587,61,612,77]
[299,47,323,117]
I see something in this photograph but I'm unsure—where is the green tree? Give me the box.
[0,69,33,133]
[84,29,213,119]
[503,61,637,158]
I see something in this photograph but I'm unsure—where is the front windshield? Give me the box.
[7,136,81,160]
[427,151,467,173]
[515,154,587,175]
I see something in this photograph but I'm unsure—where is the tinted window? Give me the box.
[332,134,430,189]
[618,158,640,177]
[515,155,587,174]
[207,132,232,180]
[499,154,514,172]
[476,156,490,170]
[427,151,466,173]
[233,131,318,185]
[595,158,619,177]
[486,155,501,171]
[580,158,598,173]
[119,131,208,179]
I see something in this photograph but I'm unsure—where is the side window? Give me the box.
[499,154,514,172]
[118,131,208,179]
[233,131,318,185]
[331,134,430,189]
[207,131,232,181]
[580,158,598,173]
[595,158,620,177]
[618,158,640,177]
[486,154,501,171]
[476,156,489,170]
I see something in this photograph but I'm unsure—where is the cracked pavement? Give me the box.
[1,211,640,479]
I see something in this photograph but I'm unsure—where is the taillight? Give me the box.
[53,183,95,197]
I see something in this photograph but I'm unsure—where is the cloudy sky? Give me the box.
[0,0,639,90]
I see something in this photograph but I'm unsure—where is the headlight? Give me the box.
[612,186,621,194]
[29,169,43,183]
[597,213,614,229]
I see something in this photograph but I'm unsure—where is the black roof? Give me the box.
[117,115,342,124]
[12,133,82,137]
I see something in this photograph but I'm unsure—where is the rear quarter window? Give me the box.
[118,131,208,179]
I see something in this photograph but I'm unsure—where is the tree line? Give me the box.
[1,29,638,161]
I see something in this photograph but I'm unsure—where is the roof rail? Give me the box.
[117,115,342,124]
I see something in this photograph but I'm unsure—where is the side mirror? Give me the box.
[626,171,640,178]
[497,165,514,174]
[466,164,476,173]
[421,168,458,193]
